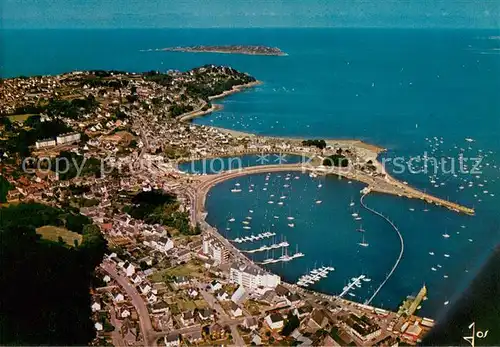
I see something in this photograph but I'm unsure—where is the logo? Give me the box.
[463,322,489,347]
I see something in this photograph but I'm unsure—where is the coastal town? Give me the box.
[0,66,445,346]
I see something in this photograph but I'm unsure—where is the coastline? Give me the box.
[178,80,262,122]
[177,79,386,156]
[159,49,288,56]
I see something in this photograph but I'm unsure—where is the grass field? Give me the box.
[7,114,36,123]
[150,261,204,282]
[35,225,83,246]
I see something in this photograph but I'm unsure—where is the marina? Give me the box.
[242,240,290,253]
[260,245,305,264]
[232,231,276,243]
[338,274,369,298]
[296,266,335,287]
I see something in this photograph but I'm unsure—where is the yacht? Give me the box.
[288,223,295,228]
[358,234,369,247]
[287,216,295,220]
[315,200,322,204]
[442,233,450,238]
[231,188,242,193]
[429,251,435,256]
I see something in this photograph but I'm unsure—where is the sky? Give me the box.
[2,0,499,29]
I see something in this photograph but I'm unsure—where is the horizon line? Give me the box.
[3,26,500,30]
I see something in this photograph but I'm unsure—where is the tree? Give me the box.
[281,314,300,336]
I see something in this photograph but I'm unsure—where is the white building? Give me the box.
[265,313,284,330]
[91,301,101,312]
[230,262,281,290]
[35,139,56,149]
[202,236,230,264]
[56,132,81,145]
[152,236,174,254]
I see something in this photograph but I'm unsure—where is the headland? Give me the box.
[0,65,458,346]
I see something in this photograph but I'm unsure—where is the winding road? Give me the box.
[101,261,157,347]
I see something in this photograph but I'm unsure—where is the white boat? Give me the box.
[318,184,323,188]
[358,234,369,247]
[362,277,371,282]
[429,251,435,256]
[431,267,437,271]
[354,217,362,221]
[228,218,235,222]
[409,208,415,211]
[315,200,322,204]
[287,216,295,220]
[444,301,449,305]
[288,223,295,228]
[444,254,450,258]
[235,183,240,186]
[242,221,250,225]
[268,201,274,204]
[278,202,284,205]
[442,233,450,238]
[243,226,251,230]
[348,293,356,297]
[349,200,355,207]
[231,189,242,193]
[351,212,359,217]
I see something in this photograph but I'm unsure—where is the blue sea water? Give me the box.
[178,154,305,174]
[3,28,500,319]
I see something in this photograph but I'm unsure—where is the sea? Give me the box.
[3,28,500,326]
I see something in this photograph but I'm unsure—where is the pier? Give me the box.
[339,275,366,298]
[360,193,405,305]
[232,232,276,243]
[192,163,475,225]
[242,241,289,253]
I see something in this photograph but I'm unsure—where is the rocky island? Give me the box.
[156,45,287,56]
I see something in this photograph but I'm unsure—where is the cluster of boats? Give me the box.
[339,274,371,298]
[233,232,276,243]
[260,246,305,264]
[243,241,289,253]
[296,266,335,287]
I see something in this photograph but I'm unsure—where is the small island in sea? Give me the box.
[152,45,287,56]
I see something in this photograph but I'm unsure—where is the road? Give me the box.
[194,280,246,346]
[101,261,157,347]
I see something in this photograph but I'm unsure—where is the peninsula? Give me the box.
[157,45,287,56]
[1,65,457,346]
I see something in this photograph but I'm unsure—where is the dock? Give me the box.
[232,232,276,243]
[242,241,289,253]
[339,275,366,298]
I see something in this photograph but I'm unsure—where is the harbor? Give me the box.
[241,240,289,253]
[296,266,335,287]
[232,231,276,243]
[338,274,371,299]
